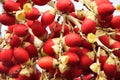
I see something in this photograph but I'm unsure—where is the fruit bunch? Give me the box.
[0,0,120,80]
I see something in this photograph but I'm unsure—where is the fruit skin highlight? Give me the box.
[43,39,55,56]
[97,3,115,16]
[0,48,13,66]
[64,33,82,47]
[41,9,56,26]
[25,7,40,20]
[13,24,28,37]
[13,47,30,64]
[0,13,16,26]
[64,51,80,65]
[3,0,20,12]
[81,18,96,35]
[111,15,120,29]
[31,21,47,38]
[56,0,75,13]
[37,56,58,70]
[103,55,117,78]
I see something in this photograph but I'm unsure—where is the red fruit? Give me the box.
[26,20,33,28]
[48,21,61,31]
[97,3,115,16]
[17,0,27,7]
[70,65,82,78]
[0,13,15,26]
[99,35,110,47]
[13,47,29,64]
[65,51,80,65]
[109,40,120,57]
[79,47,90,56]
[103,56,117,78]
[83,73,94,80]
[23,42,38,58]
[48,68,60,78]
[95,0,111,5]
[64,33,82,47]
[37,56,57,69]
[80,51,95,70]
[74,27,79,34]
[8,65,21,78]
[111,16,120,29]
[25,7,40,20]
[61,70,73,80]
[56,0,75,13]
[98,20,111,28]
[73,77,81,80]
[65,47,81,55]
[8,24,17,33]
[13,24,28,37]
[54,24,71,37]
[114,32,120,41]
[10,78,19,80]
[36,69,41,80]
[81,18,96,35]
[41,10,55,26]
[81,40,92,50]
[0,61,9,74]
[80,55,93,70]
[43,39,55,56]
[99,49,108,68]
[32,0,50,5]
[3,0,20,12]
[10,35,21,48]
[23,33,33,42]
[98,14,113,28]
[114,63,120,79]
[31,21,47,38]
[0,48,13,65]
[97,14,113,22]
[68,1,75,13]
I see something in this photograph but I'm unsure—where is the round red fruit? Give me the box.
[13,47,29,64]
[13,24,28,37]
[41,10,55,26]
[81,18,96,35]
[31,21,47,38]
[111,15,120,29]
[8,65,21,78]
[0,13,15,26]
[56,0,75,13]
[43,39,55,56]
[0,48,13,65]
[3,0,20,12]
[64,33,82,47]
[10,35,21,48]
[37,56,56,69]
[25,7,40,20]
[97,3,115,16]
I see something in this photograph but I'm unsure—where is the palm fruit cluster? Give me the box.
[0,0,120,80]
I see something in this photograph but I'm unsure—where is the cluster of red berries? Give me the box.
[0,0,120,80]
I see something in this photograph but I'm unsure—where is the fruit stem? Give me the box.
[58,14,66,57]
[81,0,97,14]
[66,14,86,40]
[40,70,49,80]
[96,38,112,54]
[96,47,101,75]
